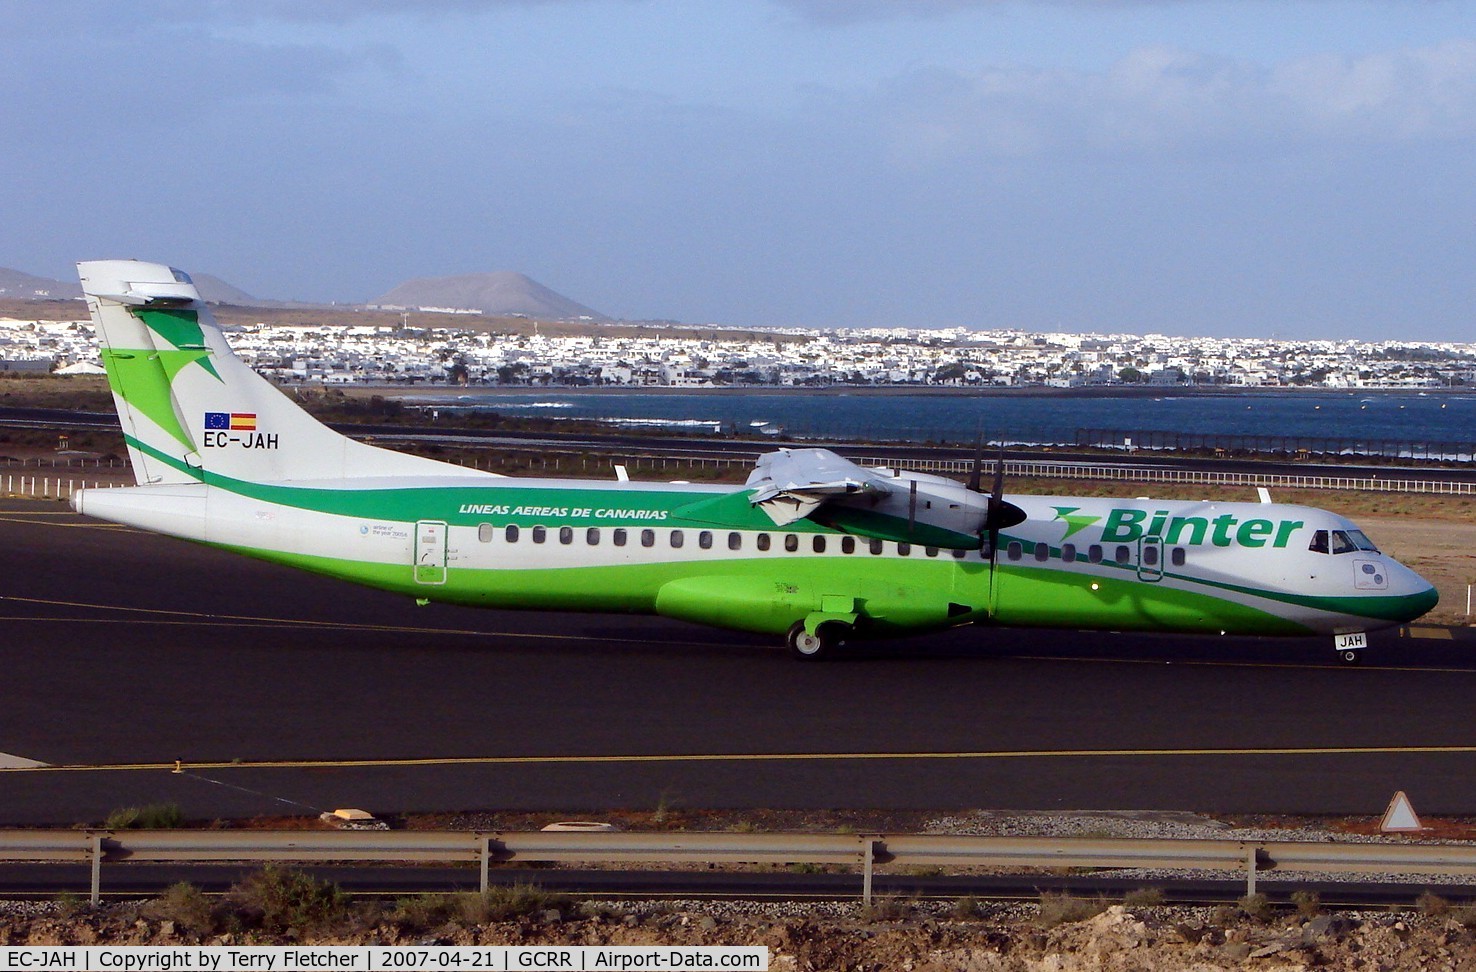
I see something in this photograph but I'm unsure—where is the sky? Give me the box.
[3,0,1474,339]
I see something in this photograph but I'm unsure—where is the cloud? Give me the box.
[827,40,1476,170]
[773,0,1191,24]
[1269,40,1476,137]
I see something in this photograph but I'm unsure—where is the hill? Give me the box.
[0,266,259,305]
[0,267,81,300]
[372,271,607,320]
[192,272,268,306]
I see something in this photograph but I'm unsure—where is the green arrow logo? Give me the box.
[1052,506,1102,539]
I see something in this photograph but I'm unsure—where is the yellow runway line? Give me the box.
[0,594,715,645]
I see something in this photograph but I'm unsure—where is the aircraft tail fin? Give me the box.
[78,259,482,487]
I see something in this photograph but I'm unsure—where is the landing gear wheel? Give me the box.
[1338,649,1362,666]
[787,621,844,661]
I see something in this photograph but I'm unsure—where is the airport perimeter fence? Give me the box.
[1077,428,1476,462]
[1,474,117,500]
[595,454,1476,497]
[1,456,124,468]
[7,454,1476,500]
[4,828,1476,906]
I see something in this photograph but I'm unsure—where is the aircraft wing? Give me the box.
[744,447,1022,549]
[745,448,889,525]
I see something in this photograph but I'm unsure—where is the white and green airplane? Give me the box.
[71,260,1437,663]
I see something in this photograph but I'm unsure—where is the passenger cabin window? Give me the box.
[1033,543,1049,562]
[1170,547,1186,567]
[478,523,494,543]
[1088,544,1103,564]
[641,529,655,547]
[1007,541,1023,561]
[869,539,884,555]
[784,534,799,553]
[727,532,742,551]
[841,537,856,555]
[532,526,547,544]
[613,528,627,547]
[1061,543,1076,563]
[925,546,939,557]
[586,527,600,545]
[812,536,826,553]
[757,533,771,551]
[670,530,684,548]
[1142,545,1159,567]
[504,524,519,543]
[559,526,574,545]
[699,531,713,550]
[952,547,967,559]
[1115,545,1130,565]
[897,542,911,557]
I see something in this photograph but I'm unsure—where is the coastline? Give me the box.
[331,383,1474,401]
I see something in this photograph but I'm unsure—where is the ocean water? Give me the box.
[416,389,1476,455]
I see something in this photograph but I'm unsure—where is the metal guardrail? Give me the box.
[5,830,1474,905]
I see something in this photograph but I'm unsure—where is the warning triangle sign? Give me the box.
[1380,791,1424,832]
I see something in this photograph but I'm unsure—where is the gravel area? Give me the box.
[924,810,1476,886]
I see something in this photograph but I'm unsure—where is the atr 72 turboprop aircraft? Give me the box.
[71,260,1437,663]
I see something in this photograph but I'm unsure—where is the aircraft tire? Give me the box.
[787,621,842,662]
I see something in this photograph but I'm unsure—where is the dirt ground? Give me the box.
[5,895,1476,971]
[1360,516,1476,627]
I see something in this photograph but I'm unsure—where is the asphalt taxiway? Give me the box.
[1,498,1473,825]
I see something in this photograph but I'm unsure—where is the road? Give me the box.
[1,498,1474,826]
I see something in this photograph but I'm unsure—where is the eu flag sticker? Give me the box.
[204,412,230,430]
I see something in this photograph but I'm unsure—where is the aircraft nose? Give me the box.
[1401,581,1440,623]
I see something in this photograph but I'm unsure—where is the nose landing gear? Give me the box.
[1334,631,1368,666]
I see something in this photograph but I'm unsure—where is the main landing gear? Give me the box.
[787,621,849,662]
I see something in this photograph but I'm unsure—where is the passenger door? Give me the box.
[414,520,448,585]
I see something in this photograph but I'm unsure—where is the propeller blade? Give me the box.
[982,443,1026,559]
[965,434,985,493]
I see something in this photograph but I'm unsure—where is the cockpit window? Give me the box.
[1311,528,1380,555]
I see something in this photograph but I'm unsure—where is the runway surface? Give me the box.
[2,498,1474,825]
